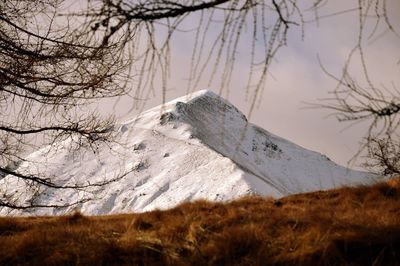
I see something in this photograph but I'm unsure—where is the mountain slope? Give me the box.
[1,178,399,265]
[0,90,379,215]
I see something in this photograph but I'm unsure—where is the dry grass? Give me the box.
[1,178,400,265]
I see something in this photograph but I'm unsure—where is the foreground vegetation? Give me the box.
[0,178,399,265]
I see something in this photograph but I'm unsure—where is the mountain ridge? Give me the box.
[0,90,380,215]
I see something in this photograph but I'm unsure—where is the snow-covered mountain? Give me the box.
[0,90,379,215]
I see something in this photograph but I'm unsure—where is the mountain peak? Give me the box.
[171,89,220,103]
[124,89,247,141]
[163,89,247,127]
[156,89,239,119]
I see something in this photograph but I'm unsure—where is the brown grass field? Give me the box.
[0,178,399,265]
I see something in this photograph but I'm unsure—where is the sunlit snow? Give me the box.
[0,90,380,215]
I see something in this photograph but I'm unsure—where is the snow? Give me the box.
[0,90,380,215]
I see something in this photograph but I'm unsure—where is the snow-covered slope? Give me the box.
[0,90,379,215]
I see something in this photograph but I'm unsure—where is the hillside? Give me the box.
[0,90,379,215]
[0,178,399,265]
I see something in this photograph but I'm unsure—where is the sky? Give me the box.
[98,0,400,170]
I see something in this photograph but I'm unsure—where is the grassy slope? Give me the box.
[0,178,399,266]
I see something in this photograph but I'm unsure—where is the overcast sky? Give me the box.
[99,0,400,170]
